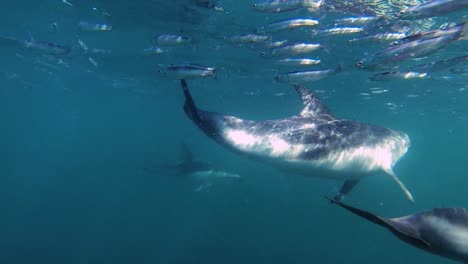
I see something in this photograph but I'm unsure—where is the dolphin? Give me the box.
[145,142,241,191]
[179,79,413,202]
[327,197,468,263]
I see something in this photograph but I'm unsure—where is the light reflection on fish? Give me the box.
[369,71,429,81]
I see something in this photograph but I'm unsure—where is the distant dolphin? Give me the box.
[146,142,241,191]
[179,79,413,202]
[327,197,468,263]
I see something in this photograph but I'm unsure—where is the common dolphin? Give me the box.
[179,79,413,202]
[327,197,468,263]
[145,142,241,191]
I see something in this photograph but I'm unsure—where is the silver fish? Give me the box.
[257,18,319,33]
[391,22,466,46]
[155,34,192,46]
[274,66,341,83]
[450,65,468,74]
[159,64,216,79]
[347,33,406,45]
[143,46,165,54]
[369,71,429,81]
[78,21,112,31]
[24,39,71,55]
[398,0,468,20]
[410,55,468,72]
[335,16,385,26]
[276,58,321,66]
[356,33,462,69]
[252,0,320,13]
[262,43,325,58]
[228,34,270,44]
[313,27,364,36]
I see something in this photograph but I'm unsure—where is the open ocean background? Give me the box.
[1,0,467,263]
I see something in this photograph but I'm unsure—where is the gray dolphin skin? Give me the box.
[327,198,468,263]
[179,79,414,203]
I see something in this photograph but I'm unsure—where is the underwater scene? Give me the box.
[2,0,468,263]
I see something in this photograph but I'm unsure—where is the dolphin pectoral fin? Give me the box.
[385,169,415,204]
[332,178,360,202]
[326,197,390,228]
[386,219,432,247]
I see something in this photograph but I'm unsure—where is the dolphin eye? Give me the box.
[274,75,280,81]
[391,41,399,46]
[399,10,405,16]
[356,61,363,67]
[252,3,257,8]
[260,52,266,57]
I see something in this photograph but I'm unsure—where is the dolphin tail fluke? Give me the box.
[180,79,201,123]
[332,178,360,202]
[386,169,415,204]
[326,197,390,229]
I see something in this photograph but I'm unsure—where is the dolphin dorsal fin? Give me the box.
[180,142,194,164]
[294,84,333,119]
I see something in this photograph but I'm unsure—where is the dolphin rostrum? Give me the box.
[179,79,413,202]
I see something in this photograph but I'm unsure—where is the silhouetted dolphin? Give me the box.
[146,142,240,191]
[327,197,468,263]
[179,79,413,202]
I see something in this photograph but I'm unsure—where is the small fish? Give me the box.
[259,40,289,49]
[313,27,364,36]
[159,64,216,79]
[347,33,406,45]
[450,65,468,74]
[78,21,112,32]
[410,55,468,72]
[24,39,71,55]
[252,0,306,13]
[356,33,462,69]
[274,66,341,84]
[335,16,385,26]
[257,18,319,34]
[369,71,429,81]
[228,34,270,44]
[143,46,165,54]
[397,0,468,20]
[262,43,325,58]
[391,23,466,46]
[276,58,321,66]
[154,34,193,46]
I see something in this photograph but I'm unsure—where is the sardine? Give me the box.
[276,58,321,66]
[252,0,305,12]
[228,34,270,44]
[356,33,462,69]
[313,27,364,36]
[274,66,341,83]
[347,33,406,45]
[154,34,193,46]
[410,55,468,72]
[398,0,468,20]
[450,65,468,74]
[369,71,429,81]
[257,18,319,33]
[159,64,216,79]
[262,43,325,57]
[24,39,71,55]
[78,21,112,32]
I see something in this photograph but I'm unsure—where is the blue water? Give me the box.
[1,0,467,263]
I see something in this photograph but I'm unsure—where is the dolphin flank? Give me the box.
[179,79,413,203]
